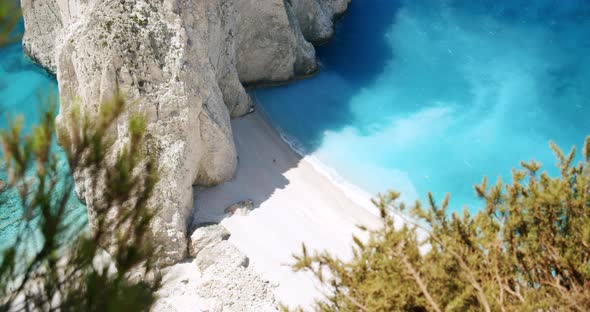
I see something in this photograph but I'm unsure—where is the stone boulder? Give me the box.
[155,244,277,311]
[188,224,231,257]
[195,241,249,271]
[225,199,255,216]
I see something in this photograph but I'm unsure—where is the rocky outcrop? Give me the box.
[291,0,350,44]
[154,257,277,312]
[235,0,351,85]
[189,224,231,257]
[235,0,317,85]
[225,199,255,216]
[154,224,277,311]
[47,0,239,265]
[21,0,350,266]
[195,240,250,271]
[20,0,62,73]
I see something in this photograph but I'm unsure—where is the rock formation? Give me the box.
[155,241,277,311]
[21,0,350,266]
[188,224,231,257]
[291,0,350,44]
[100,224,278,311]
[224,199,254,216]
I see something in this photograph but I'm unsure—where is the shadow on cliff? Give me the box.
[190,0,403,225]
[191,110,301,225]
[316,0,403,88]
[245,0,403,154]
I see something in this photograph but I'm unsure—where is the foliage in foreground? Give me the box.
[292,138,590,311]
[0,92,160,312]
[0,0,21,47]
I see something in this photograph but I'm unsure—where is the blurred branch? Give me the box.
[0,92,160,312]
[0,1,22,47]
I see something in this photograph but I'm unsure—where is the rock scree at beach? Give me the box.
[20,0,351,266]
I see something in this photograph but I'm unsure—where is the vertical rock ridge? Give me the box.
[21,0,349,265]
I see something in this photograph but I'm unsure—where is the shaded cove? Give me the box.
[254,0,590,211]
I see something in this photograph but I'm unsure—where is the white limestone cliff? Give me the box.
[21,0,350,266]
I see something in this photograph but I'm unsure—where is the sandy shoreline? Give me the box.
[192,109,381,307]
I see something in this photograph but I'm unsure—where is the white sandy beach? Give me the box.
[192,109,381,307]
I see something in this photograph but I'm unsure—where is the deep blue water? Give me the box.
[255,0,590,210]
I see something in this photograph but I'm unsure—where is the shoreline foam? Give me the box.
[254,104,380,217]
[192,108,381,307]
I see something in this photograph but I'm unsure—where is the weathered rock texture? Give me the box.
[188,224,231,257]
[21,0,350,266]
[291,0,350,44]
[154,225,277,311]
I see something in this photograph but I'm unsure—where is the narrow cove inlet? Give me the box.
[1,0,589,310]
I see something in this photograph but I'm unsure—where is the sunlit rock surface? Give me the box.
[20,0,347,265]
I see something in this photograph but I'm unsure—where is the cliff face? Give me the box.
[21,0,350,265]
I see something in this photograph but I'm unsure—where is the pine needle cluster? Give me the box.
[291,137,590,311]
[0,92,160,312]
[2,12,160,311]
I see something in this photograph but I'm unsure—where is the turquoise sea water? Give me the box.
[255,0,590,211]
[1,0,589,247]
[0,30,56,129]
[0,23,85,251]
